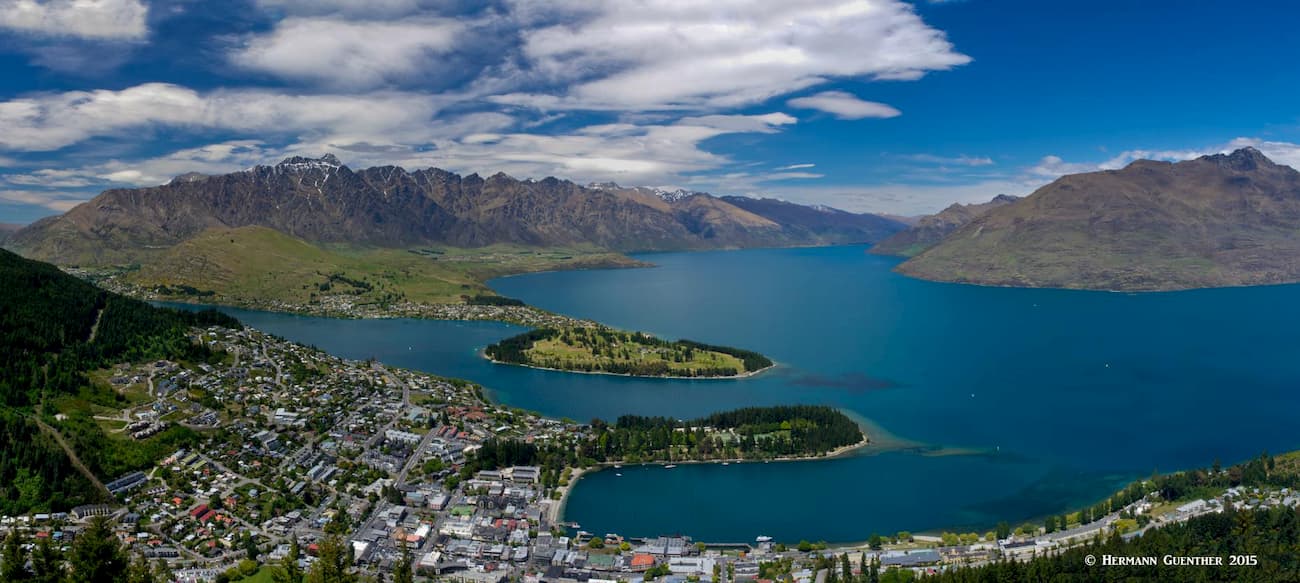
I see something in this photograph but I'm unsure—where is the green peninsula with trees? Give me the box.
[581,406,866,463]
[484,326,773,378]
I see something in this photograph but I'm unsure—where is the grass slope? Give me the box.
[487,327,773,378]
[126,226,642,307]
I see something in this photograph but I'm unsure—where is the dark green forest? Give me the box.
[580,405,864,462]
[0,249,240,515]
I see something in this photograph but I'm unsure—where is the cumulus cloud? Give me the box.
[0,0,148,39]
[499,0,969,110]
[788,91,900,119]
[230,17,464,88]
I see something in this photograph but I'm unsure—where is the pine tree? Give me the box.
[152,559,173,583]
[393,540,414,583]
[127,552,155,583]
[69,516,129,583]
[273,537,305,583]
[3,527,32,581]
[306,536,356,583]
[31,537,64,583]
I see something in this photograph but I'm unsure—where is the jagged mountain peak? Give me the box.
[275,153,345,170]
[1197,146,1275,172]
[8,159,907,265]
[170,172,208,184]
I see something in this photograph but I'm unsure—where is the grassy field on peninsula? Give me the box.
[487,327,773,378]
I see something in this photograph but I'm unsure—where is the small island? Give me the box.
[484,326,773,378]
[582,405,866,463]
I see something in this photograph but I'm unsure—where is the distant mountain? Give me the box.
[897,148,1300,290]
[718,196,906,244]
[870,194,1020,257]
[8,156,904,265]
[0,223,20,244]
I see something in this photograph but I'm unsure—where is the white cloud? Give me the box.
[377,112,800,185]
[0,83,443,151]
[788,91,900,119]
[0,188,86,212]
[0,0,148,39]
[897,153,993,166]
[778,163,815,170]
[231,17,464,88]
[501,0,969,110]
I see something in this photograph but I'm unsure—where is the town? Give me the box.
[4,323,1298,583]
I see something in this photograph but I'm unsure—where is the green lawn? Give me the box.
[526,328,746,376]
[127,225,643,307]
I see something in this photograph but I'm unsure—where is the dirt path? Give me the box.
[87,306,105,343]
[32,416,112,498]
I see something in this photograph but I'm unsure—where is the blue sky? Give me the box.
[2,0,1299,223]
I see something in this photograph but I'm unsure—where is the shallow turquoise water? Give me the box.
[171,245,1300,542]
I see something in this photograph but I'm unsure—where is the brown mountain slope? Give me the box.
[870,194,1020,257]
[0,223,20,244]
[8,155,904,265]
[897,147,1300,290]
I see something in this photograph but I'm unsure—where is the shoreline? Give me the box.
[556,417,873,526]
[483,352,777,381]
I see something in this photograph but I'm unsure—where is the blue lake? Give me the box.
[174,245,1300,543]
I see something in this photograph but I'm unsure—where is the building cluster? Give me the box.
[6,323,1299,583]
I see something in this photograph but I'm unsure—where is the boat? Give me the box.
[721,462,730,466]
[613,464,622,469]
[756,535,773,543]
[664,464,677,469]
[615,473,622,477]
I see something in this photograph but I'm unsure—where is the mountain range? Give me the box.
[7,155,905,266]
[895,147,1300,290]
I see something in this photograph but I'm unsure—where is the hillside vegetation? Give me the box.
[0,248,239,514]
[582,406,864,462]
[123,225,642,308]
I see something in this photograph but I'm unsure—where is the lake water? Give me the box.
[175,245,1300,543]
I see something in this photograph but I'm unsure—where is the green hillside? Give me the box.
[0,248,238,514]
[123,225,642,309]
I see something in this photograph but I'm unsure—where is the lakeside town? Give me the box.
[5,323,1297,583]
[64,266,597,329]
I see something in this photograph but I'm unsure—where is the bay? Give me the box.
[168,244,1300,543]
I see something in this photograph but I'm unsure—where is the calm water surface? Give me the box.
[175,245,1300,542]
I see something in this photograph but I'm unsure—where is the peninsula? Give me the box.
[484,326,774,378]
